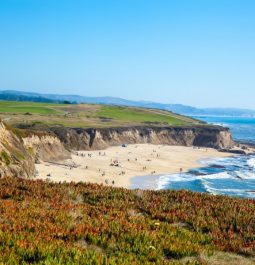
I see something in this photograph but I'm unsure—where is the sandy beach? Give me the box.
[35,144,233,189]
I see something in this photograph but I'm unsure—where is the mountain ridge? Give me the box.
[1,90,255,117]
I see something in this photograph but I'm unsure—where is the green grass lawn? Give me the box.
[95,106,192,125]
[0,101,62,114]
[0,101,200,128]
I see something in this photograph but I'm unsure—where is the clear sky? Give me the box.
[0,0,255,108]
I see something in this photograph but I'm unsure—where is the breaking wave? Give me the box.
[156,155,255,198]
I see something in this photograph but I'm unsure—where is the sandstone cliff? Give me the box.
[22,134,70,162]
[47,126,234,151]
[0,123,234,178]
[0,122,35,178]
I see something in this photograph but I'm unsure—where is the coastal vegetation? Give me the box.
[0,101,201,128]
[0,177,254,264]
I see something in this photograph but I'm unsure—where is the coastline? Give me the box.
[130,156,234,190]
[35,144,233,189]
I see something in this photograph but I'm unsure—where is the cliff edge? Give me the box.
[0,122,35,178]
[46,125,234,151]
[0,123,234,178]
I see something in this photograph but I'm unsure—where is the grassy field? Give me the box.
[0,177,254,264]
[0,101,61,114]
[0,101,201,128]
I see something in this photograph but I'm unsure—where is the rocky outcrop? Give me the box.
[0,122,35,178]
[47,126,234,151]
[23,135,70,162]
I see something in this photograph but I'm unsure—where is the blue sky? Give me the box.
[0,0,255,108]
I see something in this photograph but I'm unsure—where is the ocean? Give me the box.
[158,116,255,198]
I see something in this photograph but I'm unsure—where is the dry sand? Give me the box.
[35,144,233,189]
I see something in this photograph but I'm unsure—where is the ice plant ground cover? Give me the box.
[0,177,255,264]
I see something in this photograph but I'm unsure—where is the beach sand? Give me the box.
[35,144,233,189]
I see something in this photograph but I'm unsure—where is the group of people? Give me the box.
[105,179,115,185]
[76,152,86,157]
[73,147,161,187]
[150,150,160,158]
[127,158,138,162]
[75,152,94,158]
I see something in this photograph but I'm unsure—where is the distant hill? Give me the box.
[1,90,255,117]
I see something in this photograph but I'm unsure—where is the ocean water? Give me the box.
[158,116,255,198]
[194,116,255,143]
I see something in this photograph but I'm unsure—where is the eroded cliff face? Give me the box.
[0,122,35,178]
[48,126,234,151]
[0,123,234,178]
[23,135,70,162]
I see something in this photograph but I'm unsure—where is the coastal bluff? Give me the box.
[46,125,234,151]
[0,121,35,178]
[0,123,234,178]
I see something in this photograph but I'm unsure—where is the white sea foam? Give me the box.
[211,122,228,127]
[156,174,188,190]
[246,191,255,198]
[156,171,233,190]
[198,157,218,165]
[234,171,255,179]
[202,180,250,196]
[203,171,232,180]
[202,183,221,195]
[247,158,255,169]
